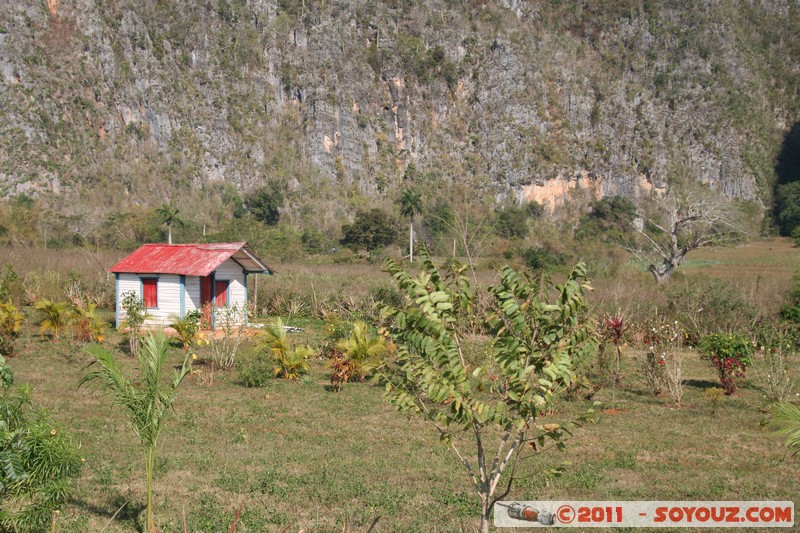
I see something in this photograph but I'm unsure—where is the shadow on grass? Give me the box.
[70,492,145,532]
[684,379,719,390]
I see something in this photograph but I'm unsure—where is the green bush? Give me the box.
[1,357,83,531]
[521,244,567,272]
[236,346,273,387]
[698,333,753,395]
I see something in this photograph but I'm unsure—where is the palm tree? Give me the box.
[156,203,184,245]
[81,332,190,533]
[260,318,312,379]
[765,402,800,455]
[397,188,423,262]
[335,320,389,380]
[34,299,70,339]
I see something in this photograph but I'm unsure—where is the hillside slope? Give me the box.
[1,0,798,236]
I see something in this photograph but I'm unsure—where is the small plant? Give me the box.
[704,387,725,416]
[260,318,312,380]
[750,328,797,403]
[329,353,358,392]
[0,302,25,356]
[71,303,108,343]
[34,299,70,339]
[698,333,753,395]
[1,356,83,532]
[641,317,685,405]
[236,346,272,387]
[169,310,202,350]
[763,401,800,454]
[121,292,148,356]
[601,315,626,408]
[81,331,190,533]
[334,320,388,381]
[209,305,246,370]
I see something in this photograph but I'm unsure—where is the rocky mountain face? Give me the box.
[1,0,798,231]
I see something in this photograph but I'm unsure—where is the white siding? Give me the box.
[215,258,247,309]
[185,276,201,313]
[116,274,181,327]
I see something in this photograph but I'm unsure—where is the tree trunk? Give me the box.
[649,250,687,284]
[409,220,414,262]
[167,226,172,245]
[480,501,491,533]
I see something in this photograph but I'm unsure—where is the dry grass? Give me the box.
[2,239,799,531]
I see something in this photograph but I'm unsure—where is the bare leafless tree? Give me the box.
[626,190,744,284]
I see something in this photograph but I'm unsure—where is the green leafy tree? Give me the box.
[81,332,190,533]
[575,196,637,242]
[775,181,800,236]
[495,206,529,239]
[378,252,598,533]
[1,356,83,531]
[340,209,399,257]
[397,188,423,262]
[155,203,185,245]
[245,185,283,226]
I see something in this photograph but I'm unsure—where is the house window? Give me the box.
[142,278,158,308]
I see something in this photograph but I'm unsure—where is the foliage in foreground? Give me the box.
[81,332,190,533]
[0,356,82,532]
[763,401,800,455]
[378,252,598,533]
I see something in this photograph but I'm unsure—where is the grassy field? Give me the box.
[3,239,800,532]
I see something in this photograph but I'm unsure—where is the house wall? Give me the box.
[115,259,249,329]
[117,273,182,327]
[185,276,200,313]
[215,258,247,309]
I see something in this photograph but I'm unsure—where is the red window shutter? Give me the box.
[142,278,158,308]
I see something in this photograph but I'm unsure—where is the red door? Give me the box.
[200,276,213,329]
[215,280,229,307]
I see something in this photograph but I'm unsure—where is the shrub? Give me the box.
[71,303,108,343]
[121,292,147,356]
[259,318,311,380]
[698,333,753,395]
[750,327,796,402]
[494,206,529,239]
[209,305,246,370]
[0,302,24,356]
[169,310,202,350]
[1,357,83,531]
[521,244,567,272]
[34,299,70,339]
[335,320,388,381]
[236,346,272,387]
[665,277,756,345]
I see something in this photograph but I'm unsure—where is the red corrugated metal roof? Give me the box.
[109,242,274,276]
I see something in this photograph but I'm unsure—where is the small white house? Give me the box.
[109,242,274,329]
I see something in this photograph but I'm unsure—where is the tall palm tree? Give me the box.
[156,203,184,245]
[397,187,423,262]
